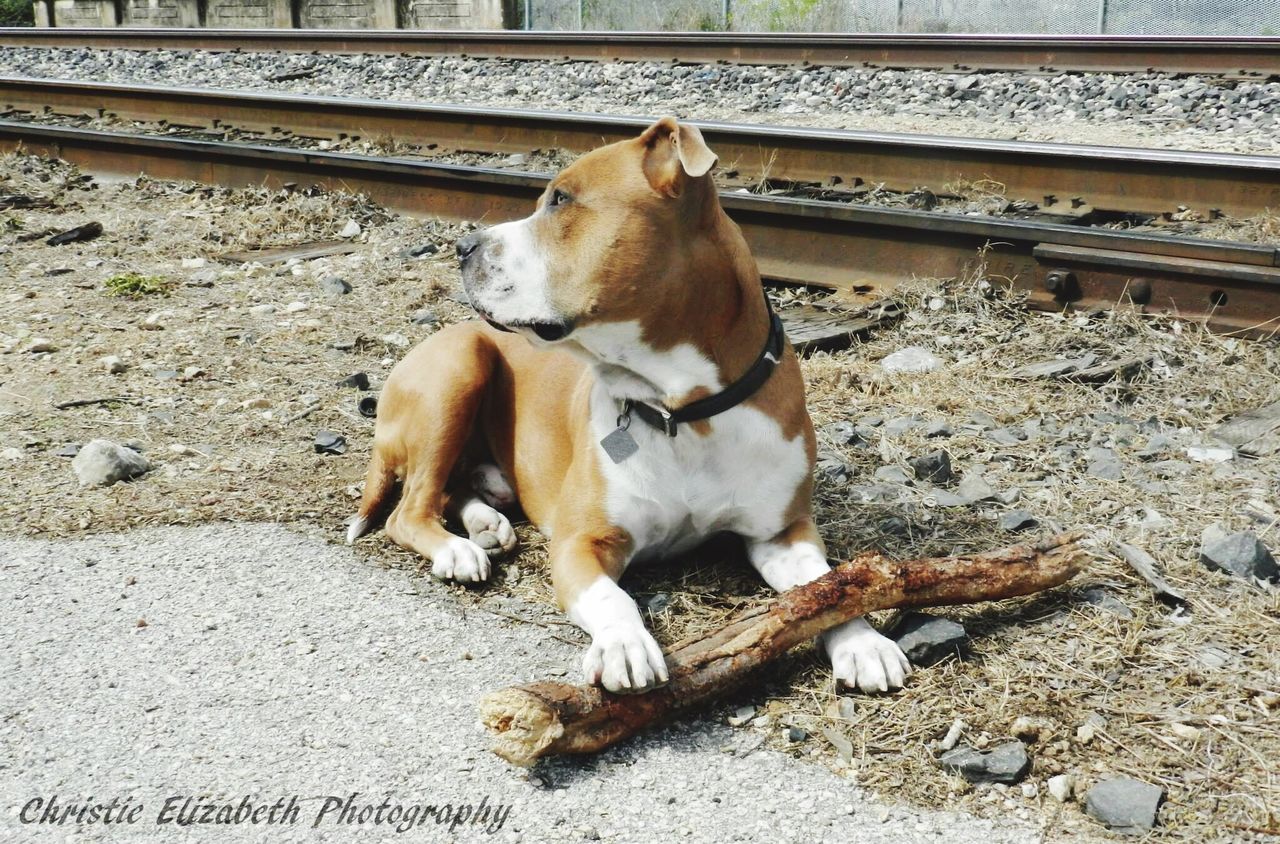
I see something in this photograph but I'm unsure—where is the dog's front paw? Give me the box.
[824,617,911,694]
[582,625,669,694]
[430,536,492,583]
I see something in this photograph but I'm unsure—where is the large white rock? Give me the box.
[71,439,151,487]
[880,346,943,374]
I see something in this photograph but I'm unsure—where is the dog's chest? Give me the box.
[592,400,809,563]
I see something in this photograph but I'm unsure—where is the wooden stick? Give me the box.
[480,532,1087,766]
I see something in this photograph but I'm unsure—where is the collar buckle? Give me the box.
[656,407,677,438]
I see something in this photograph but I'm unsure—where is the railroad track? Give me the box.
[2,29,1280,77]
[0,82,1277,334]
[5,77,1280,221]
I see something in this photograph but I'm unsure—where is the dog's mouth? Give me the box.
[476,309,573,343]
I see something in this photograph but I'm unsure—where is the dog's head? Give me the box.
[457,116,719,346]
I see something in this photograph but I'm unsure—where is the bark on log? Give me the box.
[480,532,1087,766]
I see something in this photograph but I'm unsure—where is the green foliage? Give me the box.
[695,12,725,31]
[0,0,35,26]
[766,0,821,30]
[104,273,176,297]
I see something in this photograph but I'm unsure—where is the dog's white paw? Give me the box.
[459,499,517,556]
[823,617,911,694]
[430,536,492,583]
[582,625,669,694]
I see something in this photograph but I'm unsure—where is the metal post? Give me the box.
[1097,0,1108,33]
[524,0,531,29]
[896,0,905,32]
[722,0,730,30]
[577,0,583,29]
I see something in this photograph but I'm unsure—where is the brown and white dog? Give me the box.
[347,117,910,695]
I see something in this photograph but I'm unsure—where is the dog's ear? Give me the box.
[640,116,718,198]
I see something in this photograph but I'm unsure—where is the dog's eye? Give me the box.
[549,188,571,208]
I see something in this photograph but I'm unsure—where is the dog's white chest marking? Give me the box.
[588,393,808,564]
[573,320,807,562]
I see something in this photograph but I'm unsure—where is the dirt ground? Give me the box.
[1,151,1277,841]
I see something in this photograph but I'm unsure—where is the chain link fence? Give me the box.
[520,0,1279,35]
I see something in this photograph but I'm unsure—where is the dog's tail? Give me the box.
[347,449,396,544]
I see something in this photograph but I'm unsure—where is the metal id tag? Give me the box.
[600,411,640,464]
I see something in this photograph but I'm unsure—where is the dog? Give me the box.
[347,117,910,695]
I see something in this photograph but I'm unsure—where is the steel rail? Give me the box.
[1,120,1277,334]
[1,29,1280,76]
[4,77,1280,219]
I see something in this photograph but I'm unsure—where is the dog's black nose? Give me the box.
[456,232,483,265]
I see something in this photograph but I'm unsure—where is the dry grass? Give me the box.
[2,151,1278,841]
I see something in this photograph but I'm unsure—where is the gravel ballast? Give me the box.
[2,47,1278,155]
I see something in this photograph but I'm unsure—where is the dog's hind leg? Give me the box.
[369,324,502,582]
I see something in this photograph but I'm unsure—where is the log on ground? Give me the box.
[480,532,1088,766]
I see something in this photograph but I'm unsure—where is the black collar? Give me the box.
[623,293,785,437]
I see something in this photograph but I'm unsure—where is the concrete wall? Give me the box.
[204,0,291,26]
[35,0,509,26]
[50,0,117,25]
[121,0,200,26]
[298,0,395,28]
[404,0,504,28]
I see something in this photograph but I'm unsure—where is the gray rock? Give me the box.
[71,438,151,487]
[880,346,943,374]
[874,465,913,485]
[930,490,970,507]
[939,741,1031,785]
[1199,527,1279,581]
[996,487,1022,505]
[819,420,861,446]
[1149,460,1192,478]
[856,414,884,428]
[1085,777,1164,834]
[986,427,1025,446]
[883,416,923,436]
[727,705,756,727]
[410,308,440,327]
[909,451,952,484]
[1082,588,1134,619]
[924,420,953,438]
[400,243,440,260]
[968,411,998,431]
[849,484,902,503]
[1136,433,1175,460]
[816,456,852,485]
[314,431,348,456]
[54,443,81,457]
[957,473,995,503]
[645,593,671,614]
[878,516,910,537]
[337,372,370,390]
[998,510,1037,531]
[1087,459,1124,481]
[786,726,808,743]
[319,275,351,295]
[892,612,966,666]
